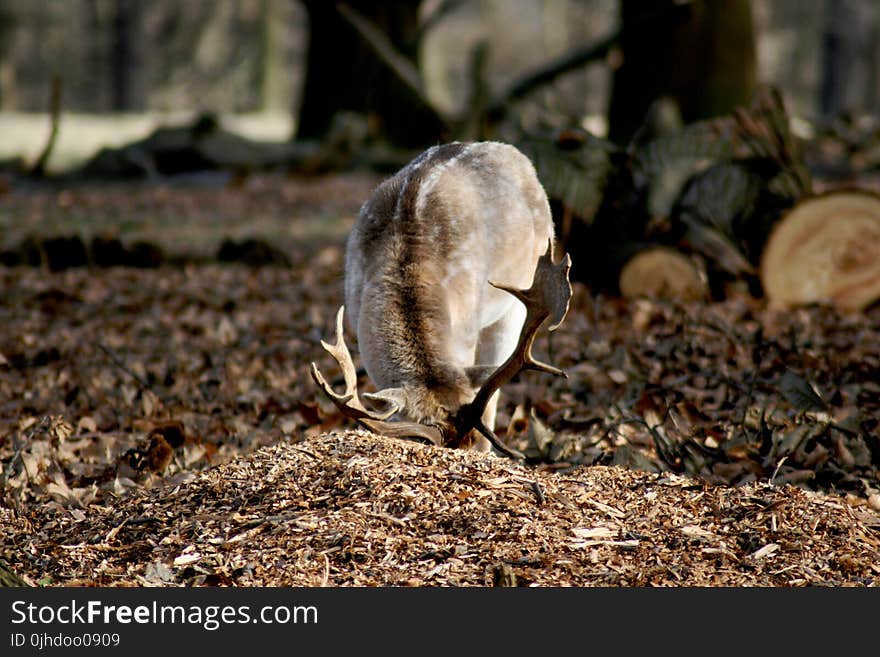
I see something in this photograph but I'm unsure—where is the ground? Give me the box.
[4,431,878,587]
[0,173,878,586]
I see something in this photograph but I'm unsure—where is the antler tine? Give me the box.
[471,419,526,460]
[310,306,445,447]
[454,242,572,452]
[310,306,397,421]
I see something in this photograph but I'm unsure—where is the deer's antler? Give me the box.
[310,307,444,445]
[451,243,572,458]
[311,244,572,460]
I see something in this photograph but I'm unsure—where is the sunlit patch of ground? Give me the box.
[0,111,294,174]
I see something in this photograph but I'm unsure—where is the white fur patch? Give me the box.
[393,173,412,224]
[414,143,474,219]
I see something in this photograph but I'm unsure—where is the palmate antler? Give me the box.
[452,248,572,456]
[310,246,573,459]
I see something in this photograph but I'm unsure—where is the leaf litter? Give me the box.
[0,174,879,586]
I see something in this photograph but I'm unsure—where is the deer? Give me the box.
[310,141,572,459]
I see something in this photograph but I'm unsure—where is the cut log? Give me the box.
[619,246,709,301]
[760,190,880,311]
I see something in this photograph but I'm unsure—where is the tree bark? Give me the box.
[260,0,290,112]
[296,0,447,148]
[0,1,16,109]
[608,0,756,145]
[111,0,146,111]
[820,0,880,119]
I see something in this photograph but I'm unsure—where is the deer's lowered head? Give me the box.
[311,141,572,458]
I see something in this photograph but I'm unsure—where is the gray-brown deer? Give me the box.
[311,141,572,458]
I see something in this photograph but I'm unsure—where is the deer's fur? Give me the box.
[344,141,554,451]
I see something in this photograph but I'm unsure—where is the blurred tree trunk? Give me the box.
[295,0,446,148]
[820,0,879,119]
[111,0,146,111]
[260,0,288,111]
[608,0,756,145]
[0,1,16,109]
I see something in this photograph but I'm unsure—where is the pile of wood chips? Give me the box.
[2,431,878,587]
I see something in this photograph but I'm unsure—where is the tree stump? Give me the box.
[619,246,709,301]
[760,190,880,312]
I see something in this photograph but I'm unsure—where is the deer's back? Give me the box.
[344,141,553,414]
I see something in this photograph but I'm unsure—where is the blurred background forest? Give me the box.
[4,0,880,310]
[0,0,878,172]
